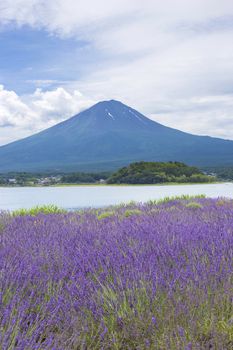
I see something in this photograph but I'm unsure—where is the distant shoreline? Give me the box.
[0,181,224,188]
[55,181,223,187]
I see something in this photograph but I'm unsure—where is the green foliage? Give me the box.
[148,194,206,205]
[124,209,142,217]
[97,211,115,220]
[204,166,233,181]
[12,205,66,217]
[0,171,50,186]
[107,161,215,184]
[0,171,111,186]
[61,172,110,184]
[185,202,203,209]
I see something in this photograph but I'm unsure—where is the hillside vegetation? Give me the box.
[204,166,233,181]
[0,162,217,186]
[107,161,215,184]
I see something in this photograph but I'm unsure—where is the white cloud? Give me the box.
[0,83,233,147]
[0,1,233,142]
[150,94,233,140]
[0,85,95,145]
[1,1,233,34]
[0,85,36,128]
[30,87,93,121]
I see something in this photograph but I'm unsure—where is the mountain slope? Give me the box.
[0,99,233,172]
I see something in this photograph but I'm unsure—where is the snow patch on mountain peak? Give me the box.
[105,109,115,120]
[128,109,146,124]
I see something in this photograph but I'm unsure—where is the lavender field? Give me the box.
[0,197,233,349]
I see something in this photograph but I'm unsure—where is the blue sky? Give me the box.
[0,26,94,93]
[0,0,233,145]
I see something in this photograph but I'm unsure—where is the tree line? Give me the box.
[107,161,216,184]
[0,162,217,185]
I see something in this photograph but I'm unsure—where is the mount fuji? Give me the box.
[0,99,232,172]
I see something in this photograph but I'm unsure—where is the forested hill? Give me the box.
[107,161,215,184]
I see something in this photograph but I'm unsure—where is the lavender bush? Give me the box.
[0,198,233,349]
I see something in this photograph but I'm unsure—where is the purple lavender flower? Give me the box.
[0,198,232,348]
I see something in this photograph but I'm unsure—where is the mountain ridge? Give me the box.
[0,99,232,172]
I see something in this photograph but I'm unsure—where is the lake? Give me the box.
[0,183,233,211]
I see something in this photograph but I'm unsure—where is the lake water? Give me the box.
[0,183,233,211]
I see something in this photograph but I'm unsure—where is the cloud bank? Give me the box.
[0,85,95,145]
[0,0,233,144]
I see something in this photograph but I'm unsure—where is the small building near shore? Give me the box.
[8,178,17,184]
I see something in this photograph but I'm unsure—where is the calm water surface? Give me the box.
[0,183,233,210]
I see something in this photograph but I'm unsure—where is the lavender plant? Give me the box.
[0,198,232,349]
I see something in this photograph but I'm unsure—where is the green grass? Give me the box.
[97,211,115,220]
[147,194,206,206]
[10,195,206,218]
[124,209,142,217]
[12,205,66,217]
[185,202,203,209]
